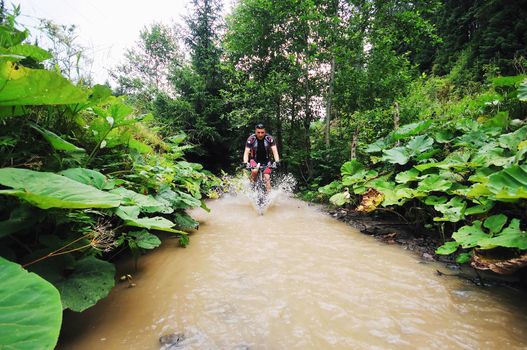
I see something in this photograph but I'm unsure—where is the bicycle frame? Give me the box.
[246,163,277,212]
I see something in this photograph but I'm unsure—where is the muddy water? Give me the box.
[60,195,527,350]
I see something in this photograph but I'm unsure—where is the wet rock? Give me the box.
[446,263,461,271]
[159,333,185,346]
[422,253,435,261]
[232,345,250,350]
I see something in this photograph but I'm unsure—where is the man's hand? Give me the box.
[273,161,281,168]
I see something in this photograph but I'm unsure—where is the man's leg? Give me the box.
[251,169,258,183]
[249,160,258,183]
[264,173,271,192]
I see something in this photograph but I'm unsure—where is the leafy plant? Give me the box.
[322,76,527,266]
[0,8,218,345]
[0,257,62,349]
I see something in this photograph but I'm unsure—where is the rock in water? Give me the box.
[159,333,185,346]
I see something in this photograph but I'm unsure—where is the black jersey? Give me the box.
[246,134,276,163]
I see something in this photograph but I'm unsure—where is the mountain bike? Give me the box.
[246,162,278,214]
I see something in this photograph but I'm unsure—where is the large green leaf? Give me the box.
[329,191,350,206]
[74,84,113,110]
[0,44,51,62]
[59,168,115,190]
[0,168,121,209]
[54,256,115,312]
[128,230,162,249]
[381,186,424,206]
[415,148,441,162]
[174,212,199,229]
[483,214,508,234]
[342,169,377,186]
[391,120,432,140]
[465,201,495,215]
[318,181,343,196]
[498,126,527,151]
[433,196,466,222]
[365,138,390,153]
[395,168,420,184]
[452,221,489,248]
[434,130,455,143]
[483,111,509,131]
[415,151,471,171]
[381,146,410,165]
[478,219,527,250]
[435,241,459,255]
[491,75,526,87]
[340,160,364,176]
[468,167,495,183]
[0,61,89,106]
[111,187,173,214]
[487,164,527,200]
[114,206,187,234]
[406,135,434,154]
[417,174,453,192]
[0,257,62,349]
[453,130,490,148]
[156,188,201,210]
[30,123,85,153]
[422,195,448,205]
[471,143,514,167]
[466,183,493,198]
[0,25,28,49]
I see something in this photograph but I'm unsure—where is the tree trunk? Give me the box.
[394,101,400,146]
[351,127,359,160]
[276,96,283,157]
[325,56,336,148]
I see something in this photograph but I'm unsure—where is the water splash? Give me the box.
[221,172,297,215]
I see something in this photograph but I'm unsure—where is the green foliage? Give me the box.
[0,8,219,341]
[0,61,89,107]
[30,123,86,153]
[128,230,162,250]
[323,74,527,261]
[0,168,122,209]
[115,206,187,234]
[0,257,62,350]
[59,168,115,190]
[111,22,179,98]
[53,256,115,312]
[519,79,527,101]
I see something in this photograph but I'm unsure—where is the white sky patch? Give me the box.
[10,0,209,84]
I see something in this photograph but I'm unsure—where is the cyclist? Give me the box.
[243,123,280,192]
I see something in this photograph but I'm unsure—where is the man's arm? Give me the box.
[243,147,251,163]
[271,145,280,162]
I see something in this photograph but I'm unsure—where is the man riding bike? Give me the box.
[243,123,280,192]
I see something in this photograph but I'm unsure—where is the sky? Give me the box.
[11,0,229,84]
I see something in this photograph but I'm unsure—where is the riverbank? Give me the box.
[324,206,527,289]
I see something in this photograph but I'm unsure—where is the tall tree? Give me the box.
[36,19,93,84]
[163,0,231,171]
[432,0,527,78]
[112,23,180,110]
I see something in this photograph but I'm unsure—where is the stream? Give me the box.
[59,193,527,349]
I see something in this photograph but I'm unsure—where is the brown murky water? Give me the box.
[60,195,527,349]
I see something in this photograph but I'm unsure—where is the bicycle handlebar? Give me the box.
[245,162,278,170]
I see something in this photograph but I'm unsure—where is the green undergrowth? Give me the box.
[0,9,220,349]
[312,74,527,266]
